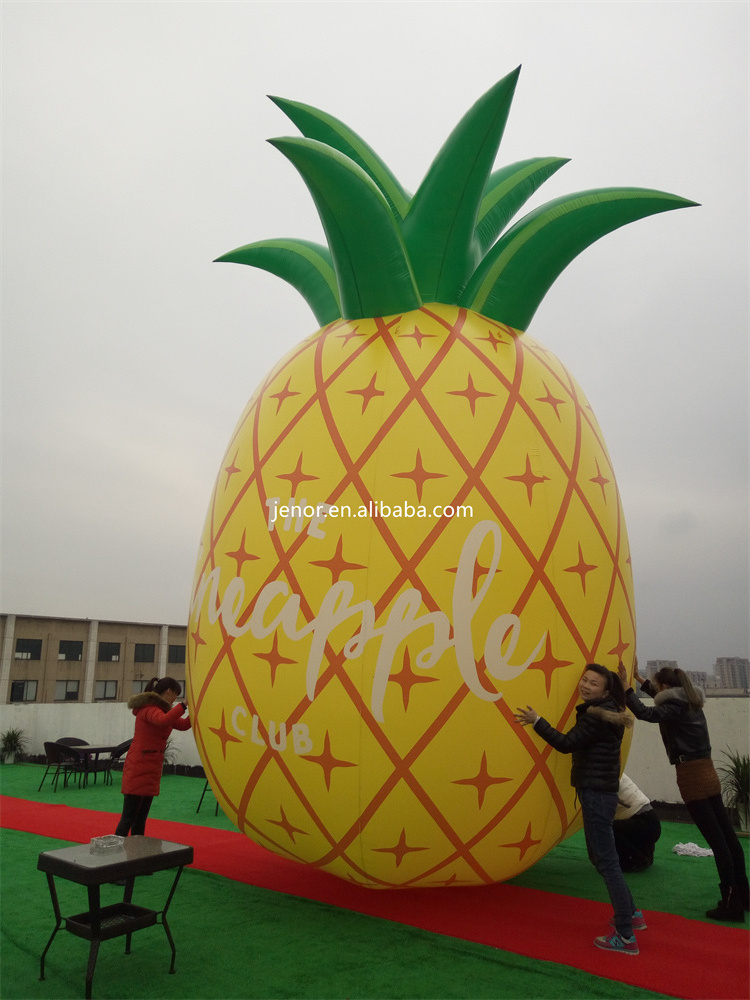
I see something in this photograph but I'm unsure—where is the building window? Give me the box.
[98,642,120,662]
[58,640,83,661]
[134,643,155,663]
[10,680,38,702]
[95,680,118,700]
[132,679,149,694]
[55,679,80,701]
[168,644,186,664]
[14,638,42,660]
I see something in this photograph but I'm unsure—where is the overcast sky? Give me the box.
[2,1,747,674]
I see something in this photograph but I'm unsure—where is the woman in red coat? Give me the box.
[115,676,191,836]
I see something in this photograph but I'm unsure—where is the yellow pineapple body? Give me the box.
[188,304,634,887]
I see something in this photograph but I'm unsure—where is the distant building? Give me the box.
[687,671,710,691]
[644,659,679,680]
[714,657,749,691]
[0,614,187,705]
[640,658,749,698]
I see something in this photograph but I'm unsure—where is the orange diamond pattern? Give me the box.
[187,304,635,887]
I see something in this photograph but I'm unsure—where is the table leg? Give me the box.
[123,876,135,953]
[162,866,184,916]
[159,866,184,973]
[81,884,103,997]
[85,940,100,1000]
[39,873,62,981]
[87,885,101,937]
[162,914,178,974]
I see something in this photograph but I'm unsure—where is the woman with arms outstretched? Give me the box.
[619,658,747,922]
[515,663,640,954]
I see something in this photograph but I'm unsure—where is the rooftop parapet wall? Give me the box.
[624,695,750,803]
[2,698,748,806]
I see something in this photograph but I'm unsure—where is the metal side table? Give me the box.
[38,836,193,999]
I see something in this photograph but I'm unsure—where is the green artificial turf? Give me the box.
[1,828,673,1000]
[2,764,745,999]
[3,764,741,924]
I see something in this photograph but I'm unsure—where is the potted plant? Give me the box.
[717,747,750,835]
[1,727,28,764]
[162,737,179,775]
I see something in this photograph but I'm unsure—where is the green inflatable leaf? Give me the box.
[269,96,411,221]
[215,239,340,327]
[476,157,570,255]
[460,187,699,330]
[403,67,520,303]
[218,71,697,333]
[268,136,421,320]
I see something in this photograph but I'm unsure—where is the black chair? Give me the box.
[80,739,131,787]
[196,778,219,816]
[56,737,89,747]
[110,738,133,762]
[80,754,107,787]
[102,739,133,785]
[38,742,85,792]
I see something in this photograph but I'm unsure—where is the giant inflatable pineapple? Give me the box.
[188,69,694,887]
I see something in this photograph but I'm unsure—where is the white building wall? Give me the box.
[623,696,750,802]
[0,702,199,768]
[1,697,748,802]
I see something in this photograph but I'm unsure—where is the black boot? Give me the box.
[706,886,745,922]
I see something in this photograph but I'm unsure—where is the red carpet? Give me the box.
[3,795,748,1000]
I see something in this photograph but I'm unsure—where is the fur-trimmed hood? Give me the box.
[654,685,705,709]
[583,702,633,729]
[121,689,190,798]
[535,694,630,792]
[127,691,174,713]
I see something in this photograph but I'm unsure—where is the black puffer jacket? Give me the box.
[533,696,632,793]
[625,683,711,765]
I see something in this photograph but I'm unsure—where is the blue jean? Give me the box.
[579,787,636,938]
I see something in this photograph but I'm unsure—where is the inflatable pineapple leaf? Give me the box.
[217,66,696,328]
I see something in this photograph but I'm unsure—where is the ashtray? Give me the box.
[90,834,125,855]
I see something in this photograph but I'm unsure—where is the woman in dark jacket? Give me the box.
[115,676,191,837]
[620,659,748,922]
[515,663,640,955]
